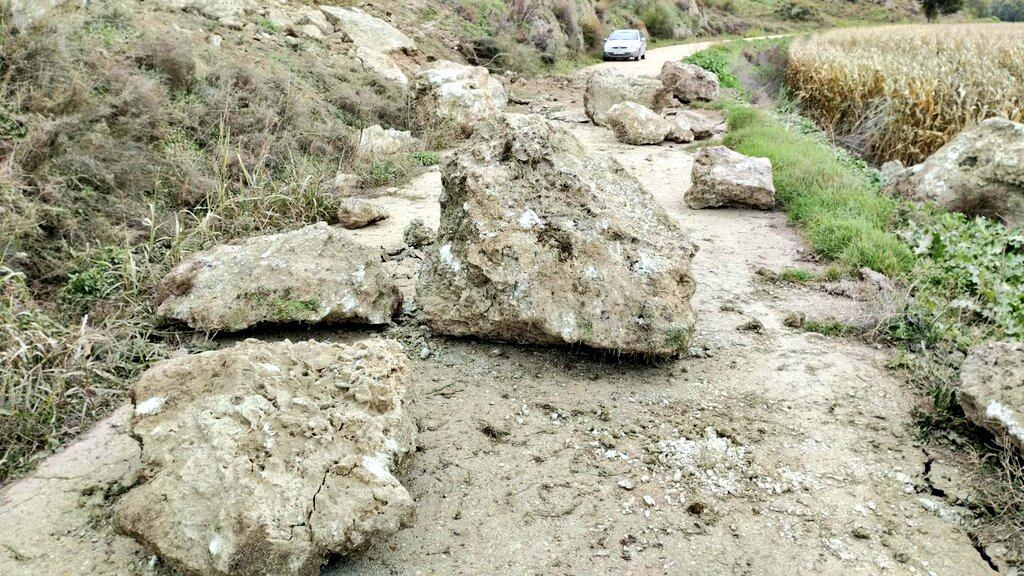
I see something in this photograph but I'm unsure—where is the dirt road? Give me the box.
[582,40,723,76]
[0,40,1000,576]
[327,54,997,575]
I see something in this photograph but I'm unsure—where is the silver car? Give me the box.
[602,29,647,61]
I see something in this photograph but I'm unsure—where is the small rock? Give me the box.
[605,102,671,145]
[403,218,436,248]
[783,312,806,328]
[618,479,636,490]
[643,495,656,507]
[737,318,764,333]
[337,198,390,229]
[356,125,421,159]
[687,146,776,210]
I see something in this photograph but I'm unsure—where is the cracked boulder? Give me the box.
[416,113,697,356]
[413,60,508,134]
[606,102,671,146]
[155,223,400,331]
[883,118,1024,226]
[686,146,776,210]
[584,71,672,127]
[659,61,720,103]
[114,338,416,576]
[959,341,1024,457]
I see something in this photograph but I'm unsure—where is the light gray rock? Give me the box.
[114,338,415,576]
[155,223,400,331]
[659,61,720,103]
[879,159,905,181]
[959,341,1024,457]
[338,198,390,229]
[584,71,673,127]
[357,125,421,159]
[356,46,408,86]
[5,0,74,30]
[413,61,508,134]
[687,146,776,210]
[884,118,1024,226]
[154,0,254,20]
[292,6,333,35]
[606,102,671,146]
[666,115,696,143]
[320,6,416,53]
[673,110,726,140]
[416,113,697,356]
[403,218,435,248]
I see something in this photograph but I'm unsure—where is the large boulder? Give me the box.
[606,102,671,146]
[413,61,508,134]
[154,0,254,20]
[584,71,673,127]
[659,61,720,103]
[356,125,421,159]
[959,341,1024,457]
[114,338,415,576]
[416,113,697,356]
[673,109,726,140]
[686,146,776,210]
[884,118,1024,226]
[319,6,416,53]
[155,223,400,331]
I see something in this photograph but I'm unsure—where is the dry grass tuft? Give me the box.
[787,23,1024,165]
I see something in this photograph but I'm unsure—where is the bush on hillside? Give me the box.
[992,0,1024,20]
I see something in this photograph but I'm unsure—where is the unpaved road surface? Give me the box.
[0,40,999,576]
[582,40,723,76]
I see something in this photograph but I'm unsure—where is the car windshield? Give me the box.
[608,30,639,41]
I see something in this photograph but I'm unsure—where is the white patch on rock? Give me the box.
[986,401,1024,443]
[361,453,397,483]
[135,397,167,416]
[439,244,462,272]
[517,209,544,229]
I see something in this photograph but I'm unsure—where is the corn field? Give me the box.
[786,24,1024,165]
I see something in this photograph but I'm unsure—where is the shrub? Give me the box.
[684,44,742,90]
[636,0,678,38]
[992,0,1024,19]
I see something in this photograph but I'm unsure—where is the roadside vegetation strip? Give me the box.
[786,23,1024,165]
[721,103,913,278]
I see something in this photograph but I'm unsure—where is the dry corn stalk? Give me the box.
[787,23,1024,165]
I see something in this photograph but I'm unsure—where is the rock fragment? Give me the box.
[356,125,421,159]
[337,198,390,229]
[416,113,697,356]
[320,6,416,53]
[659,61,720,103]
[413,61,509,134]
[403,218,435,248]
[605,102,671,145]
[156,223,400,331]
[584,71,673,127]
[959,341,1024,457]
[686,146,776,210]
[114,338,415,576]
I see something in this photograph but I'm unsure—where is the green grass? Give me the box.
[721,104,914,278]
[684,44,743,90]
[780,268,815,282]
